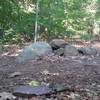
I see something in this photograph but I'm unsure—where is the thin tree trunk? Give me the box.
[34,0,39,42]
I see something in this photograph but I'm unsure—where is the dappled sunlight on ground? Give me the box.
[8,49,23,57]
[1,47,23,57]
[92,42,100,48]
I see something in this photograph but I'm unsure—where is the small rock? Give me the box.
[41,70,59,76]
[54,48,64,56]
[49,84,68,92]
[0,92,16,100]
[9,72,21,78]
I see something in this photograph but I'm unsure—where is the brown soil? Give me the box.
[0,42,100,99]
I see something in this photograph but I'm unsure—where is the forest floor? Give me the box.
[0,41,100,100]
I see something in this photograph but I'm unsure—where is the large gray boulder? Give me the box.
[78,47,97,55]
[16,42,52,63]
[49,39,67,50]
[64,45,79,56]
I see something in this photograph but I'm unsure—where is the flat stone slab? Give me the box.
[13,85,52,97]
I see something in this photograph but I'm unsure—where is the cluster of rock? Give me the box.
[16,39,97,63]
[50,39,79,56]
[50,39,97,56]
